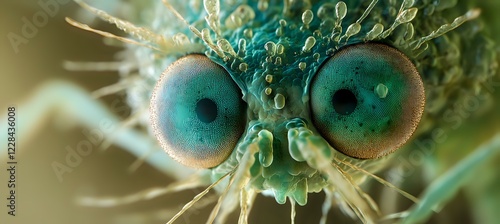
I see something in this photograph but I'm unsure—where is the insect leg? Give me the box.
[0,80,193,179]
[400,133,500,224]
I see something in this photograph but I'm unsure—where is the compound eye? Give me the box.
[310,43,425,159]
[150,55,246,168]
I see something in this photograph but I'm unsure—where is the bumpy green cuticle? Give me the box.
[136,0,497,207]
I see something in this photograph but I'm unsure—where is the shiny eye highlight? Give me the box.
[150,55,246,168]
[310,43,425,159]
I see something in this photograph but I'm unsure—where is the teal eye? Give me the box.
[150,55,246,168]
[310,43,425,159]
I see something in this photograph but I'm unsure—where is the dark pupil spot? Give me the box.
[196,98,218,123]
[332,89,357,115]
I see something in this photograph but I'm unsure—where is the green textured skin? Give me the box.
[101,0,498,221]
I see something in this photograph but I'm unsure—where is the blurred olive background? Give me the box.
[1,1,500,224]
[0,1,183,224]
